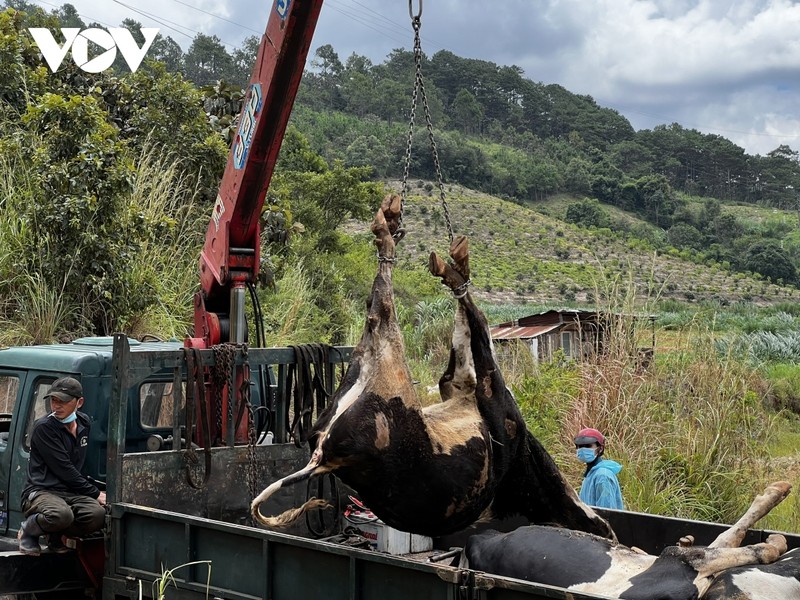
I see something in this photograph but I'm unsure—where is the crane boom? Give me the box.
[192,0,324,348]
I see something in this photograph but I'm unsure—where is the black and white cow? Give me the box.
[462,482,791,600]
[250,194,612,538]
[705,547,800,600]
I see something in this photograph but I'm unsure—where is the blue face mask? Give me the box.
[576,447,596,463]
[54,410,78,424]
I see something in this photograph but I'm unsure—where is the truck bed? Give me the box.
[103,502,613,600]
[100,501,800,600]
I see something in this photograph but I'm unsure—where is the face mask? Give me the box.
[54,409,78,424]
[576,447,596,463]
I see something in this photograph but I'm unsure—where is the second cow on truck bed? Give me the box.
[251,194,611,538]
[462,481,793,600]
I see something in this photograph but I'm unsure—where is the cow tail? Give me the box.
[254,497,331,528]
[250,459,333,528]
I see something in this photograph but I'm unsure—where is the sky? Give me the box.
[27,0,800,157]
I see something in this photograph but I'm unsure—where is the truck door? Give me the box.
[0,370,26,537]
[6,374,59,532]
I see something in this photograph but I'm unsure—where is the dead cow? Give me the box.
[462,481,792,600]
[251,194,611,538]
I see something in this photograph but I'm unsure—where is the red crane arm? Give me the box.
[193,0,324,348]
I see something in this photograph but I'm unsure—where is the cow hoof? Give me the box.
[449,235,470,279]
[428,252,468,297]
[429,252,447,278]
[381,193,403,236]
[765,533,788,556]
[371,206,388,236]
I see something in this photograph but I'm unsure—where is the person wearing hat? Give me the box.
[574,427,624,510]
[17,376,106,555]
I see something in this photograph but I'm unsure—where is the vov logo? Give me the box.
[28,27,159,73]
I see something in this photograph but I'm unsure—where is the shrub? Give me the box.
[764,363,800,415]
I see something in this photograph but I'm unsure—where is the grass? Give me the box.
[141,560,212,600]
[0,272,80,344]
[121,141,207,339]
[0,138,84,344]
[510,325,782,526]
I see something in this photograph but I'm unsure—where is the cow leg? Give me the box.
[251,194,416,529]
[692,534,788,597]
[429,238,477,402]
[429,236,496,400]
[709,481,792,549]
[430,238,614,540]
[688,482,792,598]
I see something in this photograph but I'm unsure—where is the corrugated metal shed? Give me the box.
[490,309,655,341]
[489,323,561,340]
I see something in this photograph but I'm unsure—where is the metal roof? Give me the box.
[489,323,561,340]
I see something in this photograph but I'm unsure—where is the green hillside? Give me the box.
[358,182,799,308]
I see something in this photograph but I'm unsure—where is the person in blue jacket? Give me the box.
[574,427,624,510]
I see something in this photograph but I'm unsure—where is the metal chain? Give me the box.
[399,1,454,245]
[415,41,452,244]
[241,344,259,523]
[183,349,201,487]
[212,344,235,445]
[398,20,419,233]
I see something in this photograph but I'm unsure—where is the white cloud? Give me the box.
[26,0,800,155]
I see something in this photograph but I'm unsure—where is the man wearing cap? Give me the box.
[574,427,624,510]
[17,376,106,555]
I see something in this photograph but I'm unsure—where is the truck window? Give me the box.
[23,379,58,451]
[140,382,185,429]
[0,375,18,414]
[0,375,18,450]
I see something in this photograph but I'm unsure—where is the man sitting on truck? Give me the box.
[17,377,106,555]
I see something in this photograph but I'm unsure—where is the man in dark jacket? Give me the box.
[18,377,106,555]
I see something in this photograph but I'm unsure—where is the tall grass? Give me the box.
[121,141,207,339]
[259,265,347,346]
[0,272,81,344]
[0,137,86,344]
[512,323,778,526]
[0,136,208,343]
[489,264,787,528]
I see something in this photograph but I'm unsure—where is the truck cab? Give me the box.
[0,335,287,543]
[0,336,190,540]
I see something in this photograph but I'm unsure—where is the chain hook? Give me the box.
[408,0,422,20]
